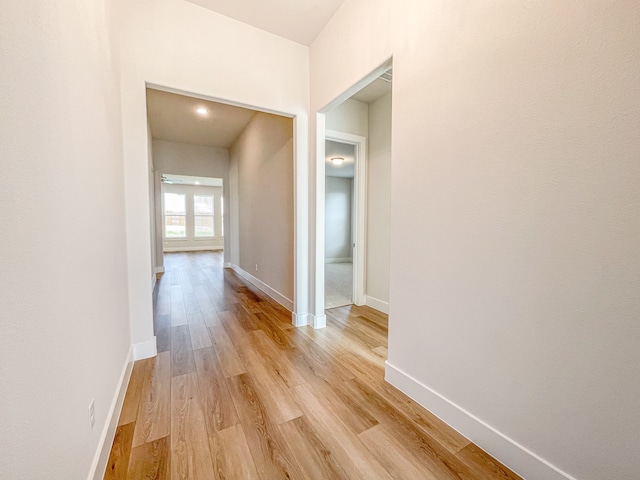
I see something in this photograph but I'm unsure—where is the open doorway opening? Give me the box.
[319,64,393,316]
[145,86,299,323]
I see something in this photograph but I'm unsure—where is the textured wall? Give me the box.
[230,112,295,302]
[366,92,391,304]
[325,176,353,261]
[0,0,131,477]
[311,0,640,478]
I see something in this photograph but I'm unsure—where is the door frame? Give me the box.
[325,130,367,307]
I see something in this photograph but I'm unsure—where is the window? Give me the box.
[194,195,214,237]
[164,193,186,238]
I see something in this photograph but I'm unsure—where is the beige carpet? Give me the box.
[325,262,353,309]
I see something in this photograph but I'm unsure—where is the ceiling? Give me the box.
[351,77,392,104]
[325,140,355,178]
[185,0,346,45]
[146,88,256,148]
[161,174,223,187]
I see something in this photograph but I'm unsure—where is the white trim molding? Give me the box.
[133,337,157,360]
[155,266,165,274]
[230,264,294,311]
[385,362,578,480]
[223,262,233,269]
[365,295,389,314]
[88,346,134,480]
[163,246,223,252]
[325,257,353,264]
[313,113,327,322]
[292,312,309,327]
[310,313,327,329]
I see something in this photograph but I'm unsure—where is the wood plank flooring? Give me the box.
[104,251,521,480]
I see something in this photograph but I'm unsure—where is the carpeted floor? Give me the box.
[325,262,353,308]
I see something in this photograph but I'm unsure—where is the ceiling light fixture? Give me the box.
[195,181,200,185]
[331,157,344,166]
[196,106,208,115]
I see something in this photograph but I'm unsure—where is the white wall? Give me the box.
[119,0,310,350]
[230,112,295,305]
[325,98,369,137]
[311,1,640,479]
[325,176,353,262]
[153,139,230,179]
[153,139,230,260]
[161,184,224,251]
[0,0,132,478]
[310,0,392,113]
[366,92,391,305]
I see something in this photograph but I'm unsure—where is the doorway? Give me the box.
[146,86,301,323]
[324,133,367,309]
[315,61,393,322]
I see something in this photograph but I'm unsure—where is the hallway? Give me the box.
[105,251,520,479]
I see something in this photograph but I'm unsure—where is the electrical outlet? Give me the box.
[88,399,95,431]
[255,263,258,272]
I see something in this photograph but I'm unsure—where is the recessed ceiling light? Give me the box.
[331,157,344,166]
[196,106,208,115]
[195,181,200,185]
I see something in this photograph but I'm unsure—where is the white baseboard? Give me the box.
[163,246,223,252]
[223,262,232,269]
[229,264,294,311]
[133,337,157,360]
[365,295,389,314]
[155,266,165,273]
[88,346,134,480]
[292,312,309,327]
[325,257,353,264]
[310,313,326,329]
[384,362,577,480]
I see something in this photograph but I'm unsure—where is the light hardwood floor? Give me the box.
[104,251,521,479]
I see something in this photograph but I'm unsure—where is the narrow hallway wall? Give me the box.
[0,0,131,477]
[230,112,295,305]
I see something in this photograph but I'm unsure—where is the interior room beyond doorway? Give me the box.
[325,140,355,308]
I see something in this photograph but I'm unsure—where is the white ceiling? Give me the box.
[325,140,355,178]
[161,174,223,187]
[352,77,392,104]
[185,0,346,45]
[146,88,256,148]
